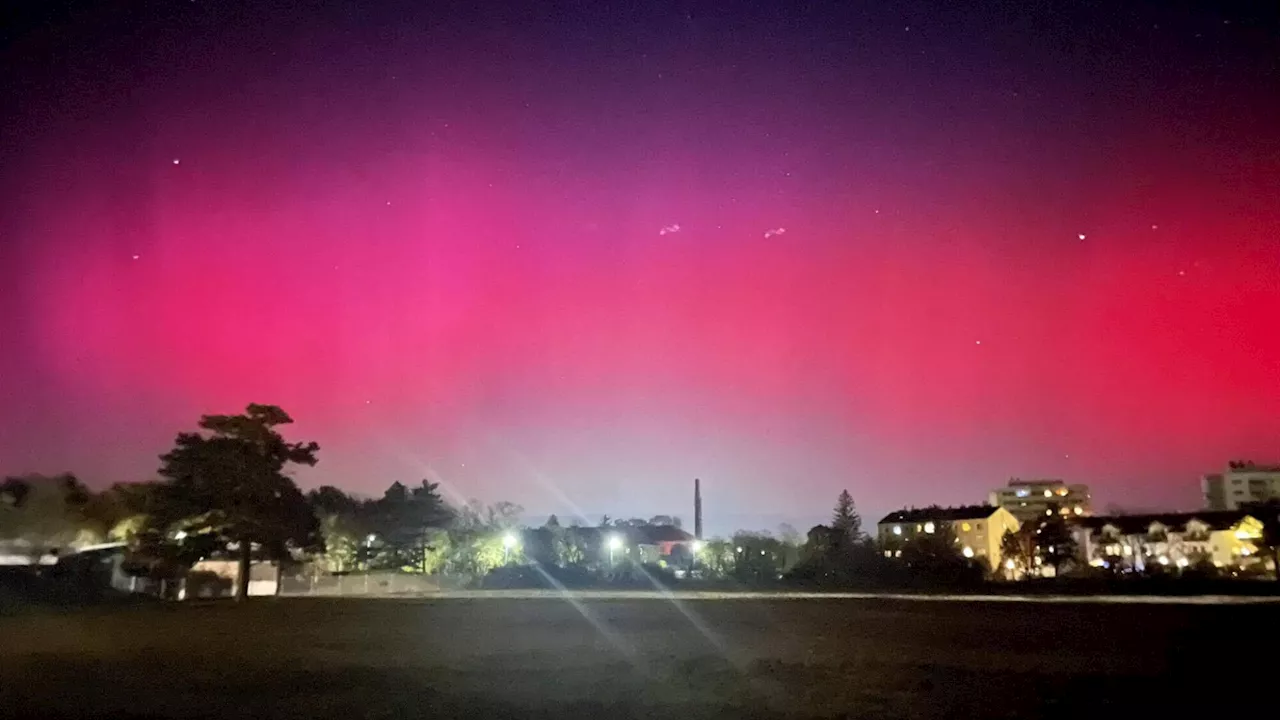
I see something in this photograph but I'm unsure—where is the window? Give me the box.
[961,522,971,532]
[976,522,983,530]
[924,522,936,534]
[892,525,902,536]
[1043,489,1053,497]
[1015,489,1029,498]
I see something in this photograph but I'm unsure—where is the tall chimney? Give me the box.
[694,478,703,540]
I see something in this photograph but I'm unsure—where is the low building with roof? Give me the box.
[1072,511,1266,573]
[876,505,1021,572]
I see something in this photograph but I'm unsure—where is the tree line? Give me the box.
[6,404,1278,598]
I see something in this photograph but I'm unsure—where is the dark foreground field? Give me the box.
[0,596,1272,719]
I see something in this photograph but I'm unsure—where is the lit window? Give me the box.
[894,550,902,558]
[883,550,891,558]
[1158,556,1169,566]
[1043,489,1052,497]
[1045,509,1053,516]
[1015,489,1029,498]
[1005,559,1015,569]
[962,546,974,558]
[916,524,922,531]
[923,522,936,534]
[892,525,902,536]
[1073,506,1083,515]
[961,522,971,532]
[1056,488,1068,496]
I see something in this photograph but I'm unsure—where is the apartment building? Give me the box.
[876,505,1021,571]
[990,478,1091,524]
[1202,461,1280,511]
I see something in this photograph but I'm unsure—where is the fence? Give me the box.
[278,570,470,597]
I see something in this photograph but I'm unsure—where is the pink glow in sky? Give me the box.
[2,2,1278,533]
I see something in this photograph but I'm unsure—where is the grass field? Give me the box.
[0,595,1270,719]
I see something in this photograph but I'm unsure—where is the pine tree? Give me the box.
[831,489,862,543]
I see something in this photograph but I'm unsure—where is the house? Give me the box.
[628,524,695,564]
[876,505,1022,571]
[1072,511,1267,573]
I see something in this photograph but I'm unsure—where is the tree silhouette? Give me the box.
[155,404,320,600]
[368,480,452,572]
[1034,507,1078,575]
[0,473,94,551]
[831,489,862,544]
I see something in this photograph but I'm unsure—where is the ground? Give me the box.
[0,594,1271,719]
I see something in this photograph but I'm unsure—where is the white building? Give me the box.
[989,479,1091,524]
[1072,511,1267,573]
[1202,461,1280,511]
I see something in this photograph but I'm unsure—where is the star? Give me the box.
[763,227,787,238]
[975,340,982,345]
[172,158,180,165]
[1151,224,1158,230]
[131,254,140,260]
[658,223,681,236]
[1077,233,1086,240]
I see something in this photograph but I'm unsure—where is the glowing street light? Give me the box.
[607,533,623,564]
[502,532,519,564]
[691,540,704,554]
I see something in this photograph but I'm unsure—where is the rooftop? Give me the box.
[878,505,1002,524]
[1003,479,1067,487]
[1075,511,1255,534]
[1226,461,1280,473]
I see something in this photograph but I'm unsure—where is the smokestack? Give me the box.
[694,478,703,540]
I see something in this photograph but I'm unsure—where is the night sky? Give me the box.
[2,0,1278,535]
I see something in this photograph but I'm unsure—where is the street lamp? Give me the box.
[689,540,704,575]
[502,532,519,564]
[607,534,623,565]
